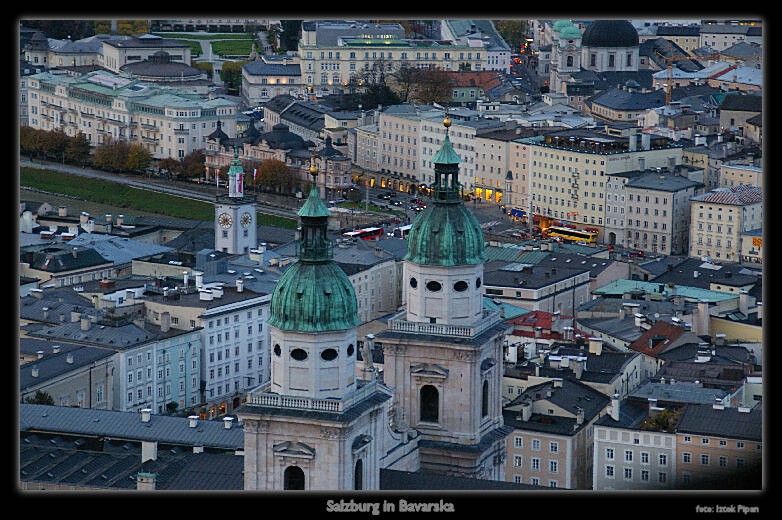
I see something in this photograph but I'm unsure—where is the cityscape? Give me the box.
[17,15,764,509]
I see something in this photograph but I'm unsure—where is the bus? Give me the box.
[342,227,384,241]
[544,226,598,243]
[392,224,412,239]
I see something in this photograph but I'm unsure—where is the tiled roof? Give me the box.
[691,185,762,205]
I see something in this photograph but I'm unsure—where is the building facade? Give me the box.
[26,70,239,161]
[689,185,762,263]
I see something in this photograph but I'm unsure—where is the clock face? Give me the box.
[240,212,253,228]
[218,212,233,229]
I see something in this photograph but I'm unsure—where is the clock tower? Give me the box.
[215,146,257,254]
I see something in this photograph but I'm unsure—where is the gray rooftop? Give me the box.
[20,404,244,450]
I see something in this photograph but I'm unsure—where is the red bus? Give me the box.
[342,227,384,241]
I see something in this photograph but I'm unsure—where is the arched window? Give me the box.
[283,465,305,490]
[420,385,439,422]
[354,459,363,490]
[482,379,489,417]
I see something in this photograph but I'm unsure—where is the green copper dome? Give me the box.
[404,117,484,266]
[267,161,360,332]
[552,20,574,32]
[559,25,582,39]
[268,260,359,332]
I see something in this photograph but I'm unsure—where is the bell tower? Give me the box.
[376,115,511,480]
[236,158,419,491]
[214,145,257,254]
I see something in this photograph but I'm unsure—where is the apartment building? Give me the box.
[20,243,116,289]
[376,104,435,191]
[20,339,116,410]
[592,396,678,490]
[439,19,513,73]
[689,185,763,263]
[503,378,610,489]
[623,168,704,255]
[143,280,272,419]
[26,70,239,161]
[420,112,507,197]
[519,129,684,241]
[474,126,516,205]
[719,163,762,189]
[698,23,762,52]
[482,262,592,316]
[241,55,302,107]
[675,403,762,489]
[28,312,203,415]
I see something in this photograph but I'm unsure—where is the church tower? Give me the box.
[376,116,511,480]
[214,145,257,254]
[549,20,583,95]
[236,160,418,491]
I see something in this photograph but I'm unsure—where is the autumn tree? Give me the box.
[19,126,48,160]
[256,159,295,194]
[64,132,91,166]
[412,68,453,105]
[180,150,206,179]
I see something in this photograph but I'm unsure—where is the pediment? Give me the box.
[410,363,449,378]
[273,440,316,457]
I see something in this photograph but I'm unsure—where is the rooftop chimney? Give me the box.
[223,417,234,429]
[66,353,74,364]
[160,311,171,333]
[610,393,620,421]
[141,408,152,423]
[236,278,244,292]
[188,415,199,428]
[80,316,91,331]
[37,350,44,359]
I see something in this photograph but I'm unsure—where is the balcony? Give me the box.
[245,379,389,413]
[387,309,502,338]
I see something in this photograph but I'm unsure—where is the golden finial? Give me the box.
[443,116,451,128]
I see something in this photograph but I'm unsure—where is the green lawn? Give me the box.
[20,167,297,229]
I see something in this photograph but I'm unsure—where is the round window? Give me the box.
[347,344,355,356]
[476,277,482,289]
[321,348,338,361]
[426,280,442,292]
[409,277,418,288]
[454,280,469,292]
[290,348,308,361]
[273,344,281,356]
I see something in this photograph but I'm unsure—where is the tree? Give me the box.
[19,126,48,160]
[180,150,206,179]
[256,159,293,194]
[124,145,153,172]
[92,140,131,172]
[158,157,182,178]
[24,390,54,405]
[391,65,421,103]
[279,20,302,52]
[219,61,247,93]
[412,68,452,105]
[493,20,529,54]
[65,132,92,166]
